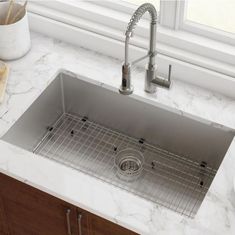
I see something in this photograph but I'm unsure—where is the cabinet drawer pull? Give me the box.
[78,213,82,235]
[66,209,72,235]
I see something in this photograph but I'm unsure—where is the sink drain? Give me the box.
[115,148,144,182]
[119,157,141,173]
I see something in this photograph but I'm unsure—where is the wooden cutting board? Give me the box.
[0,61,9,103]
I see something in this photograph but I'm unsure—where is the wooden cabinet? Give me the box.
[75,208,138,235]
[0,173,138,235]
[0,173,79,235]
[86,211,137,235]
[0,195,9,235]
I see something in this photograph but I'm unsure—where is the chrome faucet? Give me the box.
[119,3,172,95]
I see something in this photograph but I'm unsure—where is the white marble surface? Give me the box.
[0,32,235,235]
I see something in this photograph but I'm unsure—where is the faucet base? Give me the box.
[145,87,157,94]
[119,86,134,95]
[145,64,157,93]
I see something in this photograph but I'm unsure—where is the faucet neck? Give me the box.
[124,3,157,66]
[148,21,157,67]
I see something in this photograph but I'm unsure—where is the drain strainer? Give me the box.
[119,157,141,173]
[115,148,144,182]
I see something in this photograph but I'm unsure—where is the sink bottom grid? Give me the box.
[33,113,216,218]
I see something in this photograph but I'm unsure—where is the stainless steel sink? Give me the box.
[2,71,234,218]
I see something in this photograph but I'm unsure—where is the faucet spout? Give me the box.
[120,3,157,95]
[119,3,172,95]
[124,3,157,66]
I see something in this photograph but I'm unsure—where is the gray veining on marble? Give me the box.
[0,31,235,235]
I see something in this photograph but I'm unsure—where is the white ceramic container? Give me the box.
[0,2,31,60]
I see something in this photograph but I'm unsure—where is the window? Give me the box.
[177,0,235,45]
[186,0,235,34]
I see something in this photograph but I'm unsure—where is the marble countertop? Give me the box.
[0,32,235,235]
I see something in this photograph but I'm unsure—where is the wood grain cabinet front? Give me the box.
[0,173,79,235]
[0,173,138,235]
[75,208,138,235]
[0,195,9,235]
[86,211,137,235]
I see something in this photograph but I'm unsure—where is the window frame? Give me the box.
[176,0,235,46]
[94,0,235,66]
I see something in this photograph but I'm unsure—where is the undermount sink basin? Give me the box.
[2,71,234,218]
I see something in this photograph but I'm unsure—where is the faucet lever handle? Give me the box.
[152,64,172,89]
[167,64,172,84]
